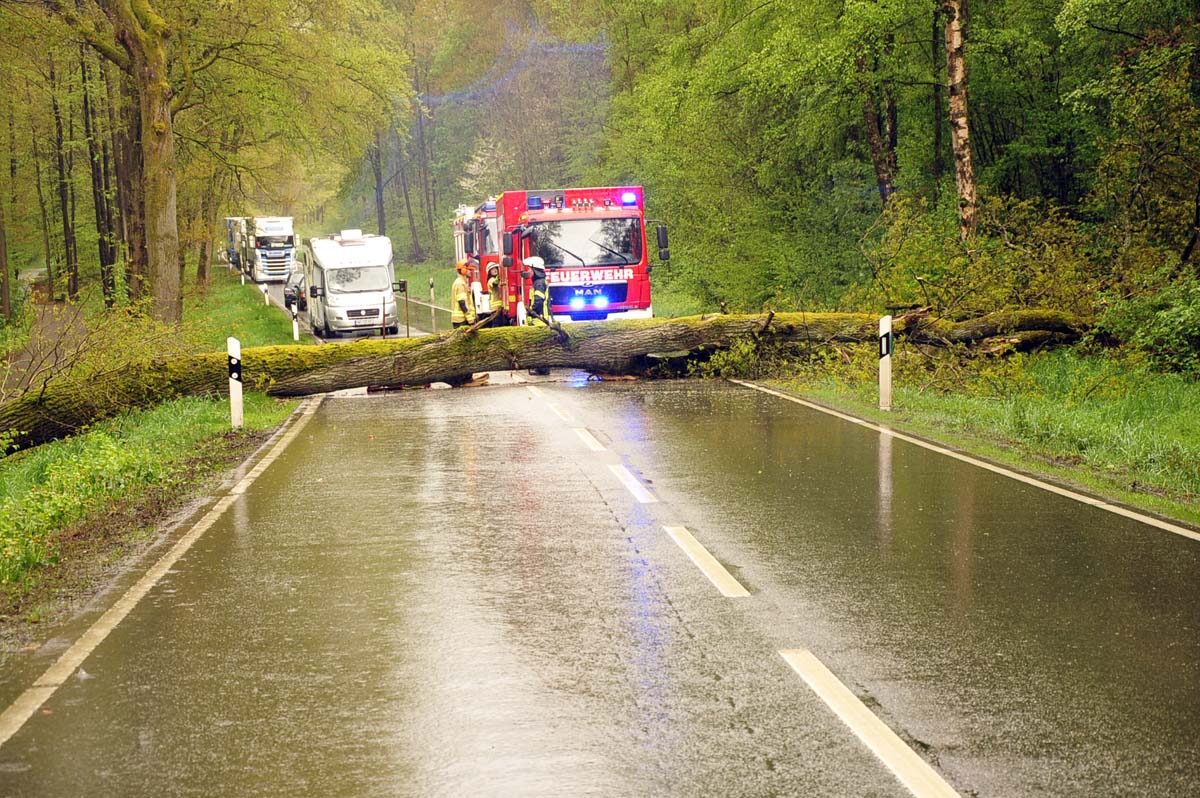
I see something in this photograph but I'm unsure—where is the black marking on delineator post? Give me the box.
[879,331,893,358]
[228,355,241,382]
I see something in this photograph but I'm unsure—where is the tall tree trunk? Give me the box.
[116,75,147,303]
[81,51,116,306]
[138,41,182,324]
[931,3,945,188]
[7,102,15,204]
[943,0,978,238]
[0,188,9,320]
[411,70,436,240]
[858,59,896,207]
[30,117,55,301]
[370,130,386,237]
[395,151,422,261]
[49,56,79,300]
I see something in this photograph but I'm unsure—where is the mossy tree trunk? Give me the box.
[0,310,1085,453]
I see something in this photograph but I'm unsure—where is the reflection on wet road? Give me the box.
[1,378,1197,797]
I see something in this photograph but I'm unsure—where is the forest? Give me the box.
[0,0,1197,374]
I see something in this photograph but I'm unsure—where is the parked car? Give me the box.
[283,270,307,311]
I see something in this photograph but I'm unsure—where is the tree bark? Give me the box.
[81,50,116,306]
[0,190,9,321]
[931,3,946,186]
[943,0,978,237]
[49,56,80,300]
[138,32,182,324]
[370,130,386,237]
[0,310,1086,453]
[30,116,55,301]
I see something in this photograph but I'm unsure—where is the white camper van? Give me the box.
[302,230,398,338]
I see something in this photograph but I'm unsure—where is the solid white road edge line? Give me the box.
[573,428,606,452]
[779,649,961,798]
[548,403,575,423]
[609,464,658,503]
[731,380,1200,543]
[664,526,750,597]
[0,396,324,750]
[526,385,545,399]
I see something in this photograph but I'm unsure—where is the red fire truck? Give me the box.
[461,186,668,324]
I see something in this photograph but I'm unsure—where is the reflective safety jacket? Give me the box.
[487,276,504,315]
[451,274,475,324]
[525,276,553,326]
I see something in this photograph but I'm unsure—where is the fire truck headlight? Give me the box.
[570,297,586,311]
[594,296,609,309]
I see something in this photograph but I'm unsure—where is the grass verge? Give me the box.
[0,266,301,648]
[758,345,1200,528]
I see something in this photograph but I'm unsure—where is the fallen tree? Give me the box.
[1,310,1085,452]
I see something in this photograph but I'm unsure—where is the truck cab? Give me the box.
[242,216,295,283]
[494,187,667,323]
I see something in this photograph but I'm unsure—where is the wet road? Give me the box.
[1,379,1197,796]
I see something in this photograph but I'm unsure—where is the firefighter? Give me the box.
[486,264,506,327]
[523,256,552,375]
[524,257,553,327]
[451,259,477,328]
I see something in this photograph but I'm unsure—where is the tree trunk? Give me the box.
[943,0,978,237]
[860,68,896,207]
[49,56,79,300]
[139,42,181,324]
[30,118,55,301]
[81,50,116,307]
[395,147,423,261]
[371,130,386,237]
[0,192,9,321]
[115,74,147,303]
[931,3,946,187]
[0,310,1086,453]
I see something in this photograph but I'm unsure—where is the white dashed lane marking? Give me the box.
[664,526,750,597]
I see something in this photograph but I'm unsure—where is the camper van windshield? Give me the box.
[328,265,390,293]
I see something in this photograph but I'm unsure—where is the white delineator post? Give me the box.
[261,284,270,305]
[290,304,300,342]
[228,337,244,430]
[879,315,893,412]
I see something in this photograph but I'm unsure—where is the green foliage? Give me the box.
[1098,274,1200,374]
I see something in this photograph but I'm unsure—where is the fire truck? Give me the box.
[453,199,501,312]
[458,186,668,324]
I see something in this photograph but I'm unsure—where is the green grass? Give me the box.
[772,347,1200,526]
[0,393,294,585]
[185,267,301,350]
[395,262,455,310]
[0,264,302,589]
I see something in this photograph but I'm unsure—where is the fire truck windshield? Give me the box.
[528,218,641,268]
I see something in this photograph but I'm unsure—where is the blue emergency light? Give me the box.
[595,296,609,309]
[570,297,586,311]
[620,191,638,207]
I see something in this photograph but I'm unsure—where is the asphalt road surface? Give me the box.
[1,378,1196,796]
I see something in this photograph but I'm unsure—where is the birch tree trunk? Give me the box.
[943,0,978,238]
